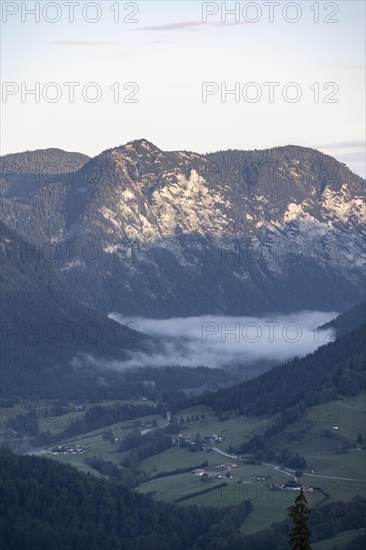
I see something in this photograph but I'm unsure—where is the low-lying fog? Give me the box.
[108,311,338,370]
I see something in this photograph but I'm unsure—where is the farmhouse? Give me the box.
[51,445,86,455]
[191,469,206,477]
[269,482,285,490]
[252,473,271,481]
[269,481,316,492]
[204,434,223,443]
[203,470,230,480]
[172,433,193,445]
[191,464,232,480]
[284,480,302,490]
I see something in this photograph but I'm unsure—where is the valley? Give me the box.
[1,141,365,550]
[1,3,365,547]
[2,331,364,547]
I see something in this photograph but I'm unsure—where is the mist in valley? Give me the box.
[107,310,338,372]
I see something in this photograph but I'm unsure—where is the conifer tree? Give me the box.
[287,487,312,549]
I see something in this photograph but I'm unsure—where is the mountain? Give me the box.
[1,141,365,317]
[0,148,89,241]
[0,221,151,399]
[321,301,366,338]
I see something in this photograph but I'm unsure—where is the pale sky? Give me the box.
[1,1,365,176]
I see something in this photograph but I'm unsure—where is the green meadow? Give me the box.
[38,392,366,535]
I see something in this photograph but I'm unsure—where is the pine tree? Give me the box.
[287,487,312,549]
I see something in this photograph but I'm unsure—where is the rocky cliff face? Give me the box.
[1,140,364,317]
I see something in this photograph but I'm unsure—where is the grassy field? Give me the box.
[138,447,350,534]
[182,392,365,453]
[39,393,366,536]
[0,398,157,436]
[138,472,210,503]
[41,410,165,469]
[49,453,106,476]
[312,529,362,549]
[257,392,366,458]
[38,409,85,434]
[176,407,270,450]
[136,396,366,535]
[140,445,221,474]
[138,461,277,507]
[305,449,365,479]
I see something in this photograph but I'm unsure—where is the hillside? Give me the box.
[0,221,151,399]
[1,449,365,550]
[321,301,366,338]
[212,324,366,420]
[0,449,252,550]
[0,148,90,241]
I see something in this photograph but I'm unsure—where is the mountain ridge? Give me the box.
[1,141,364,317]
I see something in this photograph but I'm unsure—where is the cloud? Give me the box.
[316,140,365,151]
[138,20,203,32]
[53,40,116,46]
[338,65,365,71]
[105,311,338,371]
[137,20,249,32]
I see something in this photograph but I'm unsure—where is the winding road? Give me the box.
[211,446,365,483]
